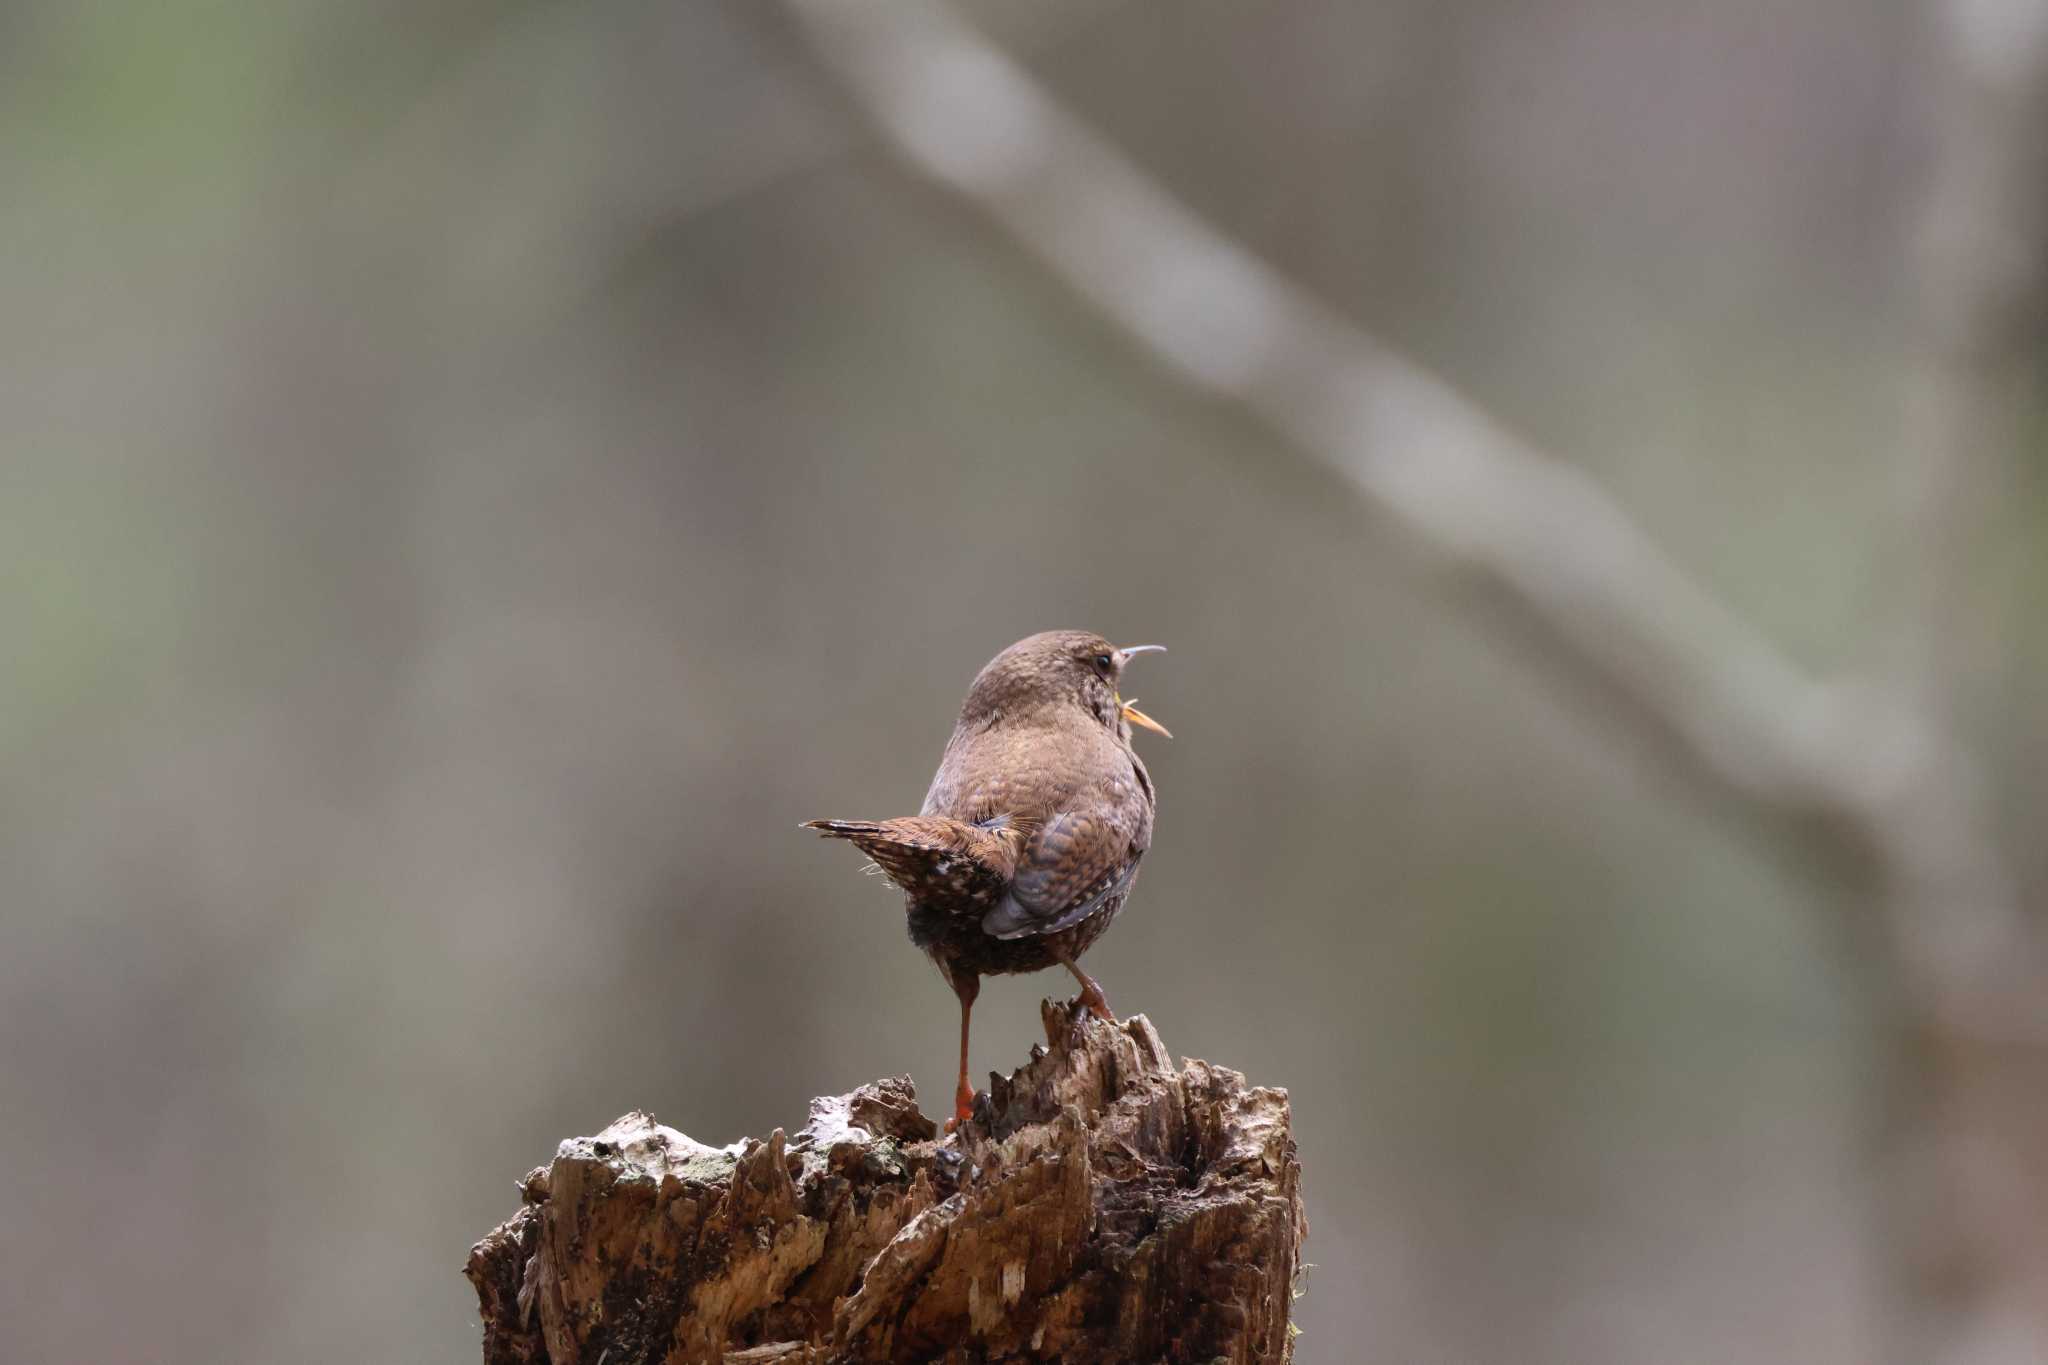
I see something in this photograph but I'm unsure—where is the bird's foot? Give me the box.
[1072,982,1115,1024]
[945,1083,976,1134]
[1056,990,1115,1050]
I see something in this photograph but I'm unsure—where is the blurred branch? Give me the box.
[1895,0,2048,704]
[778,0,2043,1041]
[1887,3,2048,1359]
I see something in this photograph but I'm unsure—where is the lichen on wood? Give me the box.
[466,1004,1306,1364]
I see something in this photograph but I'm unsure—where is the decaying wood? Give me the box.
[467,1004,1305,1364]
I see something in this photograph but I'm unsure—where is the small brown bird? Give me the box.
[805,630,1169,1127]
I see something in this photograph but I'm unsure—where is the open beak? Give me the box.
[1113,645,1170,738]
[1119,700,1172,738]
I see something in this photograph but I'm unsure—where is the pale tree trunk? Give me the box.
[467,1005,1306,1365]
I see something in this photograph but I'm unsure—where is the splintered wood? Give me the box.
[466,1005,1305,1364]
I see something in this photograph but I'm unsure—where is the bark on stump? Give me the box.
[466,1003,1306,1364]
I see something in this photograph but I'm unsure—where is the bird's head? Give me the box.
[960,630,1170,740]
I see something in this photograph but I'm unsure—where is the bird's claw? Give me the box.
[1058,993,1114,1050]
[1070,985,1115,1025]
[947,1086,976,1135]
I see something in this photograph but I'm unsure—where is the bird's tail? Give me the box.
[803,814,1026,910]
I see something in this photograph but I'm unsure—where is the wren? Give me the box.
[806,630,1169,1127]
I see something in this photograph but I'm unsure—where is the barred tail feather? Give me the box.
[803,815,1023,912]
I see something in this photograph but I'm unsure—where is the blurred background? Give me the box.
[4,1,2044,1361]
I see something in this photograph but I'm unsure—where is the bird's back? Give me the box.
[923,711,1154,941]
[923,712,1145,831]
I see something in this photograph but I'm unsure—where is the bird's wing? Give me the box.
[980,808,1142,940]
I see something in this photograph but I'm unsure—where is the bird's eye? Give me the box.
[1094,653,1113,672]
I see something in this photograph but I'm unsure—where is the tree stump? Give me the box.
[466,1003,1306,1364]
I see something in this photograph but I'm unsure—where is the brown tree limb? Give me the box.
[467,1005,1305,1364]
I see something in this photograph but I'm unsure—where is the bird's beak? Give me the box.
[1113,645,1170,737]
[1119,700,1172,738]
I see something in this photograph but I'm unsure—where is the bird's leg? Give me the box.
[947,972,980,1133]
[1054,950,1115,1024]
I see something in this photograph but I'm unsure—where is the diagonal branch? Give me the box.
[778,0,2042,1040]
